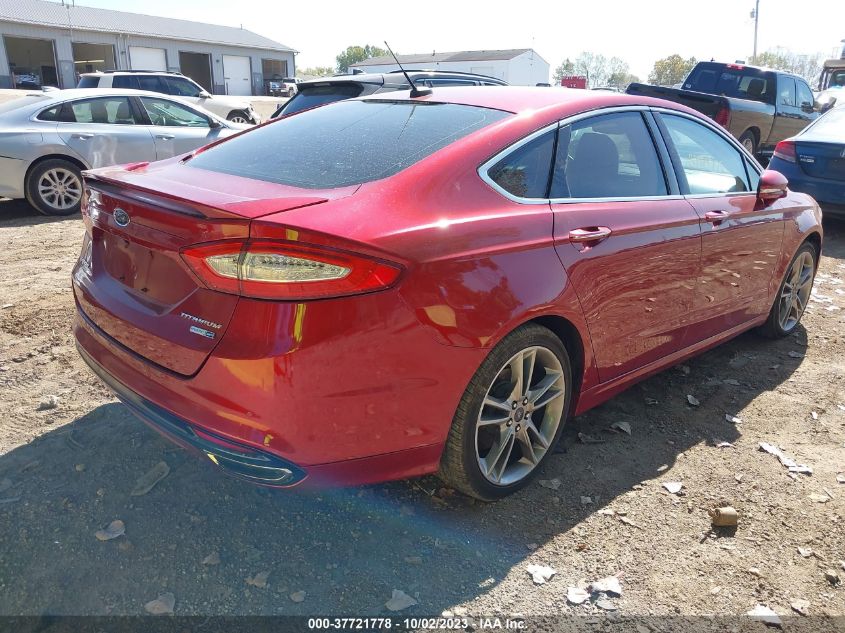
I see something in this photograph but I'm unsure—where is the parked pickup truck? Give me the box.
[627,61,818,157]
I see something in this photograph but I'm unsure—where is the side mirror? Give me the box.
[198,90,211,99]
[757,169,788,204]
[800,101,815,113]
[208,118,222,129]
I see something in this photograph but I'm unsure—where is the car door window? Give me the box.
[660,114,750,194]
[551,111,667,199]
[136,75,166,93]
[67,97,138,125]
[113,75,140,90]
[796,81,814,109]
[779,77,797,107]
[140,97,209,127]
[487,130,555,199]
[163,76,201,97]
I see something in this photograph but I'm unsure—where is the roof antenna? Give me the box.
[384,41,432,97]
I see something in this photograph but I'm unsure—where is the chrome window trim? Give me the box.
[649,106,763,174]
[478,105,679,205]
[651,107,763,200]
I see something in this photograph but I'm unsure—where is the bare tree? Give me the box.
[751,49,825,85]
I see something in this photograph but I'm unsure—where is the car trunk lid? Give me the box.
[794,141,845,181]
[74,162,357,376]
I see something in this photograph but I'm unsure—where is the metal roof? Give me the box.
[0,0,295,52]
[352,49,542,67]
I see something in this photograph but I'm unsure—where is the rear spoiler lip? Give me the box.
[83,171,342,221]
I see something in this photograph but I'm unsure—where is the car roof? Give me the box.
[360,85,700,118]
[299,69,507,88]
[30,88,191,101]
[80,70,186,76]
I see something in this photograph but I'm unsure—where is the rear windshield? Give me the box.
[77,76,100,88]
[683,63,775,104]
[279,83,366,116]
[189,99,510,189]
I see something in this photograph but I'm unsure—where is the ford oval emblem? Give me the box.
[113,208,130,227]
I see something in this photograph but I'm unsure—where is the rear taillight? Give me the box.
[181,240,402,300]
[714,105,731,128]
[773,140,796,163]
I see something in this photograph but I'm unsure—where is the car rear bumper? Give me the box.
[769,157,845,216]
[0,156,28,199]
[73,285,486,487]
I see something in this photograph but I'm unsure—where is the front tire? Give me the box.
[437,324,572,500]
[25,158,83,216]
[227,110,251,124]
[758,242,817,338]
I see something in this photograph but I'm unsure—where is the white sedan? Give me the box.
[0,88,250,216]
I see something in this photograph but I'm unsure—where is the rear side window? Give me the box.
[77,76,100,88]
[551,112,667,199]
[68,97,138,124]
[280,83,365,115]
[487,130,555,198]
[660,114,750,194]
[189,100,510,189]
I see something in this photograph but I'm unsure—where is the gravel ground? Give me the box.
[0,199,843,624]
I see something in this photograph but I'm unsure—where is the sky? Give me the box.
[75,0,845,81]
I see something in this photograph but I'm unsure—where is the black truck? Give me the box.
[627,61,818,157]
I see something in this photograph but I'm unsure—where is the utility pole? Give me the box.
[751,0,760,61]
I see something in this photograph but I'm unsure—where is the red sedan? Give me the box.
[72,87,822,500]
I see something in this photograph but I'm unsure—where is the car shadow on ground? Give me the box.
[0,324,808,618]
[0,198,80,227]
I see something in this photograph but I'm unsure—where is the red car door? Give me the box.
[654,112,784,339]
[548,110,702,383]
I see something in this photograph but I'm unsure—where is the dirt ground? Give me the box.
[0,198,844,626]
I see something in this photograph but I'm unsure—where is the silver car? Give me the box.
[0,89,249,216]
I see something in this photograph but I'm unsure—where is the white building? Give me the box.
[350,48,550,86]
[0,0,296,95]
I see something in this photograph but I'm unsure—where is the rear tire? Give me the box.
[25,158,83,216]
[758,242,817,338]
[437,324,572,501]
[739,130,757,156]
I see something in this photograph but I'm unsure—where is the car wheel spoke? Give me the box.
[476,345,566,487]
[485,431,515,483]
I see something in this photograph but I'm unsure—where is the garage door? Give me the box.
[223,55,251,96]
[129,46,167,71]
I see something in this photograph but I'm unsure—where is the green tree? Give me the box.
[335,45,388,73]
[750,49,824,84]
[298,66,334,78]
[648,54,697,86]
[553,58,576,83]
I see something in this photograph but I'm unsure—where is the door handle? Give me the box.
[155,134,175,140]
[704,210,729,224]
[72,133,93,140]
[569,226,612,243]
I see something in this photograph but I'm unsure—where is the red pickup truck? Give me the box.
[627,61,819,157]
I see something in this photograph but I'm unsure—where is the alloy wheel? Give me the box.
[742,138,755,153]
[475,346,566,486]
[229,115,249,124]
[38,168,81,211]
[777,251,815,332]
